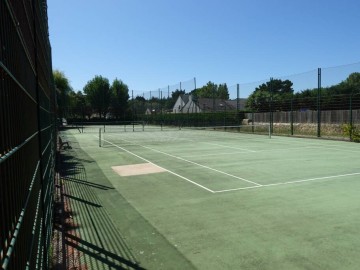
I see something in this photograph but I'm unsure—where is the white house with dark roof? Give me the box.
[172,94,190,113]
[172,94,247,113]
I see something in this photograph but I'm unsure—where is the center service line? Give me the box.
[102,138,215,193]
[114,136,262,187]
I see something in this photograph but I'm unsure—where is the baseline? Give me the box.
[159,131,257,153]
[214,172,360,193]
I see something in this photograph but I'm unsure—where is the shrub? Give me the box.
[342,123,360,142]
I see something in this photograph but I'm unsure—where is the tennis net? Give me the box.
[99,124,271,147]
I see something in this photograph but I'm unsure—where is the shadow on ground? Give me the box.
[52,137,145,270]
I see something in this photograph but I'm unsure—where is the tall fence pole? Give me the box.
[237,84,240,123]
[270,77,273,134]
[350,94,353,141]
[161,90,163,130]
[317,68,321,137]
[159,88,161,118]
[132,90,135,131]
[150,90,152,112]
[290,96,294,135]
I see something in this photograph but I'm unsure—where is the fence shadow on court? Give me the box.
[53,139,145,270]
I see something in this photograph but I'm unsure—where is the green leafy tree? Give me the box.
[110,79,129,120]
[192,81,230,99]
[131,96,146,115]
[218,83,229,99]
[293,72,360,110]
[172,89,186,100]
[344,72,360,91]
[68,91,90,119]
[83,75,111,119]
[246,79,294,111]
[194,81,216,98]
[53,70,73,118]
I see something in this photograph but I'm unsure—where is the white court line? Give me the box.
[202,142,257,153]
[265,136,360,153]
[213,172,360,193]
[112,135,262,187]
[99,135,359,194]
[102,138,215,193]
[159,131,257,153]
[181,151,245,158]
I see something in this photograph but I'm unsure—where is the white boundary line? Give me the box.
[202,142,257,153]
[181,151,247,158]
[213,172,360,193]
[159,131,257,153]
[110,135,262,187]
[102,138,215,193]
[98,134,360,195]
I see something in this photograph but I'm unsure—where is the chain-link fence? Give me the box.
[245,64,360,140]
[65,61,360,141]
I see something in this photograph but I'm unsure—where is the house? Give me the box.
[145,108,161,115]
[172,94,247,113]
[173,94,190,113]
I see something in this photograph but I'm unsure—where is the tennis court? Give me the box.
[61,124,360,269]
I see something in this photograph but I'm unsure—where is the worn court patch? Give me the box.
[112,163,166,176]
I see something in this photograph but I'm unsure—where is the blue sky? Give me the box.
[48,0,360,97]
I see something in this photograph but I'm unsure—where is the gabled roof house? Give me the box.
[173,94,247,113]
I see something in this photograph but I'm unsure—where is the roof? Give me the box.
[181,94,190,104]
[197,98,244,111]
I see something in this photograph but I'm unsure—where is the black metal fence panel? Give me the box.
[1,0,56,269]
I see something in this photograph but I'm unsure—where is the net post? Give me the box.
[99,128,101,147]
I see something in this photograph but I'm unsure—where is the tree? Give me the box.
[171,89,186,100]
[83,75,111,119]
[67,91,90,119]
[130,96,146,115]
[218,83,229,99]
[292,73,360,110]
[194,81,216,98]
[110,79,129,120]
[344,72,360,91]
[192,81,230,99]
[53,70,73,118]
[246,79,294,111]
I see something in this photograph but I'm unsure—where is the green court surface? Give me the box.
[60,126,360,269]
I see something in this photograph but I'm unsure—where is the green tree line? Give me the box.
[55,70,231,120]
[246,72,360,112]
[55,70,360,121]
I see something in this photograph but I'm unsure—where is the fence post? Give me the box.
[132,90,135,131]
[270,77,273,135]
[252,110,255,133]
[290,96,294,135]
[237,84,240,124]
[317,68,321,137]
[350,94,353,141]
